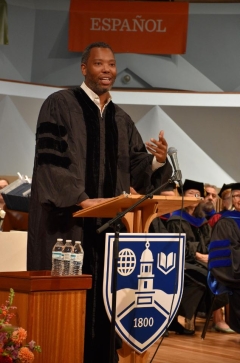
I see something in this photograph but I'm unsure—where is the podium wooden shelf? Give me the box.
[0,271,92,363]
[74,194,199,234]
[73,194,199,363]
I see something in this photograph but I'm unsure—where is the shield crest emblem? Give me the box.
[103,232,186,353]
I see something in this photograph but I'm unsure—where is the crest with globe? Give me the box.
[117,248,136,276]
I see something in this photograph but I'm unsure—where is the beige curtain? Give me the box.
[0,0,8,45]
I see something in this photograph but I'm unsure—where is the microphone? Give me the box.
[167,147,183,188]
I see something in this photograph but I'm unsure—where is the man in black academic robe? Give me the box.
[209,183,240,333]
[27,42,172,363]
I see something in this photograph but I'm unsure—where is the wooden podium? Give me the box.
[0,271,92,363]
[73,194,199,363]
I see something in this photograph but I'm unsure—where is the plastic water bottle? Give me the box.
[70,241,84,275]
[51,238,64,276]
[62,240,73,276]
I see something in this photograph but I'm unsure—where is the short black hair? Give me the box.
[81,42,114,64]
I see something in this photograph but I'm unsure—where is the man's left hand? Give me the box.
[145,130,168,163]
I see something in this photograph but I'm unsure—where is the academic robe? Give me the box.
[209,211,240,333]
[167,210,227,319]
[27,87,172,363]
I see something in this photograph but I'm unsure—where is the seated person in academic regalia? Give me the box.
[208,182,240,334]
[204,182,234,332]
[208,183,234,228]
[207,183,236,332]
[203,183,218,221]
[219,183,234,211]
[166,179,228,333]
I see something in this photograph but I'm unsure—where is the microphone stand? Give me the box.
[96,175,179,363]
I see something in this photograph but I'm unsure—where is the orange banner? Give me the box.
[69,1,189,54]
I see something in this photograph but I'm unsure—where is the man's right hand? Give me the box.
[79,198,111,209]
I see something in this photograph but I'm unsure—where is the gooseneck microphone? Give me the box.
[167,147,183,188]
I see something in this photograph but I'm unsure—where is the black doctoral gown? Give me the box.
[167,210,227,319]
[27,87,172,363]
[209,211,240,333]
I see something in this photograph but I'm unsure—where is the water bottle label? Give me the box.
[52,252,62,260]
[71,253,77,261]
[63,253,71,261]
[71,253,83,262]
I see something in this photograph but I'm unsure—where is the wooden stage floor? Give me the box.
[146,317,240,363]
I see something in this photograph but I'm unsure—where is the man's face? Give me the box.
[232,189,240,211]
[0,179,8,204]
[222,191,232,210]
[204,186,218,210]
[81,47,117,95]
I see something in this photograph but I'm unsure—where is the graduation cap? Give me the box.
[178,179,205,197]
[230,182,240,191]
[218,183,233,198]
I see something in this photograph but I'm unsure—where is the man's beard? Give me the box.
[202,201,215,213]
[87,79,113,95]
[192,201,214,218]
